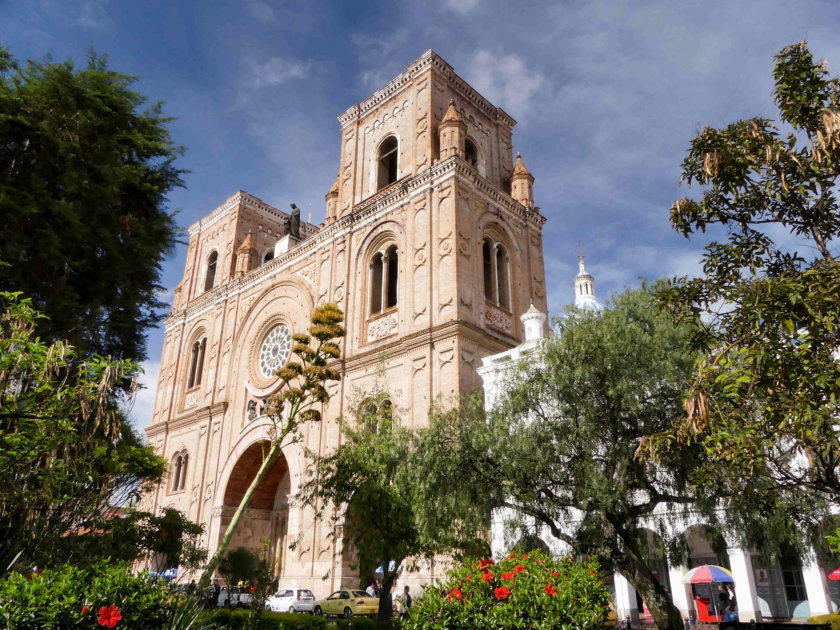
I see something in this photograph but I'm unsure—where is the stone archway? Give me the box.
[219,441,291,578]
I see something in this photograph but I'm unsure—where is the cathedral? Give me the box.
[141,50,548,592]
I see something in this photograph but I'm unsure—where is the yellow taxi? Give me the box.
[806,610,840,630]
[312,589,379,618]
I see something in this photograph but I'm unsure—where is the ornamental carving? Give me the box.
[486,305,513,331]
[368,314,398,340]
[297,263,316,286]
[185,390,199,408]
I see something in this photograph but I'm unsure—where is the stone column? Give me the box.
[802,551,832,616]
[727,547,763,622]
[667,563,691,619]
[614,572,639,622]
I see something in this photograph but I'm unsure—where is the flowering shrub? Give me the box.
[0,560,180,628]
[402,550,611,630]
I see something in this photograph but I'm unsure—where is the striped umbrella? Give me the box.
[681,564,734,584]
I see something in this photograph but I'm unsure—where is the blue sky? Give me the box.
[3,0,840,429]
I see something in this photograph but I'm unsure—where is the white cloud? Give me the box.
[443,0,479,14]
[246,0,276,23]
[467,50,544,116]
[250,56,309,88]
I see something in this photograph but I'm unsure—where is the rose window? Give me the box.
[258,324,291,379]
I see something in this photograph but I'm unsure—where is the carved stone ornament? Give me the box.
[297,263,316,286]
[185,390,200,408]
[368,313,398,340]
[485,305,513,331]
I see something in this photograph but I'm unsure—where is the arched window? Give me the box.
[376,136,399,190]
[263,250,274,264]
[465,138,479,169]
[204,251,218,292]
[171,452,188,492]
[496,244,510,310]
[187,337,207,389]
[360,397,392,433]
[482,237,511,310]
[369,245,399,315]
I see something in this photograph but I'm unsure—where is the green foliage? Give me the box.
[0,292,202,569]
[0,560,182,629]
[200,304,345,588]
[0,45,183,362]
[335,618,399,630]
[199,609,328,630]
[218,547,259,589]
[413,283,701,630]
[652,41,840,515]
[402,550,610,630]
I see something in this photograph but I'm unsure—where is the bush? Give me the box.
[402,550,611,630]
[0,560,179,628]
[199,608,329,629]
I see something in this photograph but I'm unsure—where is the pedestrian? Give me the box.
[187,579,196,594]
[717,583,730,615]
[401,585,412,619]
[723,584,738,622]
[366,579,376,597]
[211,580,221,608]
[374,579,381,597]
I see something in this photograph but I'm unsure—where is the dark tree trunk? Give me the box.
[377,571,397,622]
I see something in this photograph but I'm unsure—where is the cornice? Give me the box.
[145,401,229,438]
[338,50,515,130]
[167,157,543,331]
[187,190,319,239]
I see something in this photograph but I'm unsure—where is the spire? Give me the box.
[235,231,257,277]
[325,173,339,224]
[511,152,535,207]
[439,99,467,160]
[236,231,256,254]
[573,243,600,310]
[520,297,547,341]
[442,98,462,123]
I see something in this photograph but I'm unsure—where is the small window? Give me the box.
[204,252,218,292]
[171,452,188,491]
[187,337,206,389]
[465,138,478,169]
[263,250,274,264]
[376,136,399,190]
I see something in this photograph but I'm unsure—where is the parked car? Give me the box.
[807,610,840,630]
[313,589,379,618]
[265,587,316,613]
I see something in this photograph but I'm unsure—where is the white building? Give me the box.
[478,256,839,623]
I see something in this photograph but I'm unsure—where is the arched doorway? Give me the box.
[219,441,291,578]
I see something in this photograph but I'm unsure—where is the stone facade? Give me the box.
[141,50,548,594]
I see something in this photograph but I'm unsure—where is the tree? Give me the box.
[415,284,707,630]
[646,41,840,507]
[0,46,182,362]
[198,303,345,589]
[0,292,200,569]
[298,391,439,621]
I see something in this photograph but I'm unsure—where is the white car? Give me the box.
[265,587,316,613]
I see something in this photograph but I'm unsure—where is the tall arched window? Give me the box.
[465,138,479,169]
[370,245,399,315]
[187,337,207,389]
[482,237,511,311]
[204,251,218,292]
[171,452,188,492]
[376,136,399,191]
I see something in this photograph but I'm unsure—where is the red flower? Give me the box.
[447,588,463,601]
[544,583,558,596]
[481,570,493,583]
[520,555,529,560]
[466,575,473,582]
[508,553,515,559]
[551,571,559,577]
[250,585,256,592]
[514,564,525,573]
[81,606,90,615]
[501,572,515,580]
[98,605,122,628]
[479,558,495,568]
[494,586,511,599]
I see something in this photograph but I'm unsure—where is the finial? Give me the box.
[449,98,455,106]
[517,151,521,158]
[530,298,534,307]
[577,241,584,261]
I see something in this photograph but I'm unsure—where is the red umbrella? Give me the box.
[827,568,840,581]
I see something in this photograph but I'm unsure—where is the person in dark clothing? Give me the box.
[401,585,412,619]
[374,579,381,597]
